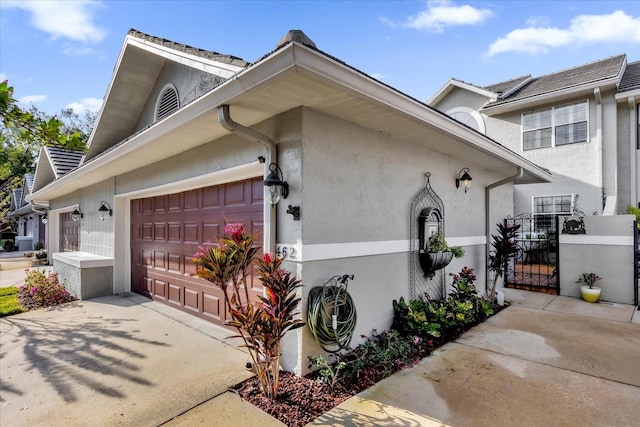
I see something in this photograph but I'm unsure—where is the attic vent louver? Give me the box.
[156,83,179,121]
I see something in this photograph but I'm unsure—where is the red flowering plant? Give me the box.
[192,224,304,399]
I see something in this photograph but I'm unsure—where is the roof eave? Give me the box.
[428,78,497,106]
[481,77,621,116]
[28,42,551,203]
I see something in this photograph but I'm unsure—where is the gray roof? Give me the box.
[127,29,249,68]
[11,188,23,210]
[24,173,34,194]
[485,54,626,107]
[618,60,640,93]
[483,75,531,95]
[46,146,84,178]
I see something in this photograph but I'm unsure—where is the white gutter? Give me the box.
[485,167,524,288]
[594,88,605,214]
[628,97,638,207]
[217,104,277,253]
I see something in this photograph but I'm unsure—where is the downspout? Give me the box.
[217,104,277,253]
[594,88,605,213]
[628,97,637,208]
[485,167,524,292]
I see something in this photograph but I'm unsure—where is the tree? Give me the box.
[0,80,94,223]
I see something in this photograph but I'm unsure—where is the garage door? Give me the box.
[59,211,79,252]
[131,177,263,325]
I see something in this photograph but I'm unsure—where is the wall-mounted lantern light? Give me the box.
[98,201,113,220]
[263,163,289,205]
[41,214,48,225]
[455,168,473,193]
[71,207,83,222]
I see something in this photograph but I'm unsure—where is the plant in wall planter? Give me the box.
[419,232,464,278]
[576,272,602,303]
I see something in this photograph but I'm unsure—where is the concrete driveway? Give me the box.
[0,293,257,427]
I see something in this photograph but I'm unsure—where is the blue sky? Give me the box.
[1,0,639,116]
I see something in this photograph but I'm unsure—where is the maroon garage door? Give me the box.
[131,177,263,325]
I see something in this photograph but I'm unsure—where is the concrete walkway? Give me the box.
[2,259,639,426]
[0,251,49,288]
[310,288,640,427]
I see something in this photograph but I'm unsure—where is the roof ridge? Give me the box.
[127,28,248,65]
[483,74,531,89]
[531,53,626,80]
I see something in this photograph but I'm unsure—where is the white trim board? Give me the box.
[279,236,486,262]
[559,235,633,246]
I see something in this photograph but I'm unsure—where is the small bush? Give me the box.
[392,267,494,339]
[19,269,75,310]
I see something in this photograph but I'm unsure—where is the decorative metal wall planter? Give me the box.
[418,251,454,279]
[409,172,448,300]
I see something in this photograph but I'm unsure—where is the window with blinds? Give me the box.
[156,84,179,122]
[522,100,588,151]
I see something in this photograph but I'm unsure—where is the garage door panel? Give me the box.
[168,283,181,305]
[202,292,223,322]
[202,186,221,209]
[132,177,263,326]
[184,288,200,312]
[183,190,200,211]
[167,193,181,212]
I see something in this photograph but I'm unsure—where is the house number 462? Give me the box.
[275,244,298,260]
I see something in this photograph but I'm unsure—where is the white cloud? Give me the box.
[370,73,389,80]
[18,94,47,104]
[525,16,551,27]
[62,45,99,57]
[384,0,493,33]
[488,10,640,56]
[66,97,103,113]
[2,0,106,43]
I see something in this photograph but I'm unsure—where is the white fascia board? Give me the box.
[615,89,640,101]
[428,78,497,106]
[481,77,621,116]
[27,48,299,203]
[291,45,552,183]
[125,36,245,78]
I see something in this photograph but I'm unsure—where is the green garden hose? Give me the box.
[307,275,357,353]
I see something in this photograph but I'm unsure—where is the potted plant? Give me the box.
[488,222,521,303]
[418,232,464,278]
[576,272,602,303]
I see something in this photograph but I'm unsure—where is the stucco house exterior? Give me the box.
[429,55,640,233]
[7,173,44,251]
[27,29,552,374]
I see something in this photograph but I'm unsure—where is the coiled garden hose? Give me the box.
[307,275,357,353]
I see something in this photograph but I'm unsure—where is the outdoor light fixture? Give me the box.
[98,201,113,220]
[263,163,289,205]
[455,168,473,193]
[41,214,48,225]
[71,207,83,222]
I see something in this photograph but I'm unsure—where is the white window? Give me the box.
[532,194,573,232]
[446,107,486,134]
[155,83,179,122]
[522,101,588,151]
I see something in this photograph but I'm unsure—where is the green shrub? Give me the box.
[392,267,494,339]
[19,269,75,310]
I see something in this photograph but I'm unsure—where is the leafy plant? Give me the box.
[18,269,75,310]
[488,222,521,302]
[33,241,44,251]
[576,272,602,289]
[628,206,640,229]
[193,224,304,399]
[427,232,464,258]
[308,355,346,390]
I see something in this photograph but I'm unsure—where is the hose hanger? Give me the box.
[307,274,357,353]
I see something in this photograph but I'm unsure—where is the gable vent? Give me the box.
[156,84,179,121]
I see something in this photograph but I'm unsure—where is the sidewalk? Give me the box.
[0,251,51,288]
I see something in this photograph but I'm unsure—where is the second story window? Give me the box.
[522,101,588,151]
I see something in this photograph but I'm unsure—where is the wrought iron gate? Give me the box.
[634,221,639,308]
[504,214,559,294]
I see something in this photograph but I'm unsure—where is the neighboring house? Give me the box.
[27,29,551,374]
[429,54,640,233]
[7,173,45,250]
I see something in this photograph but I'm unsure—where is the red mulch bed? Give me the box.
[235,305,509,427]
[234,338,440,427]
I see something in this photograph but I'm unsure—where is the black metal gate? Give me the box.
[634,221,639,308]
[504,214,559,294]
